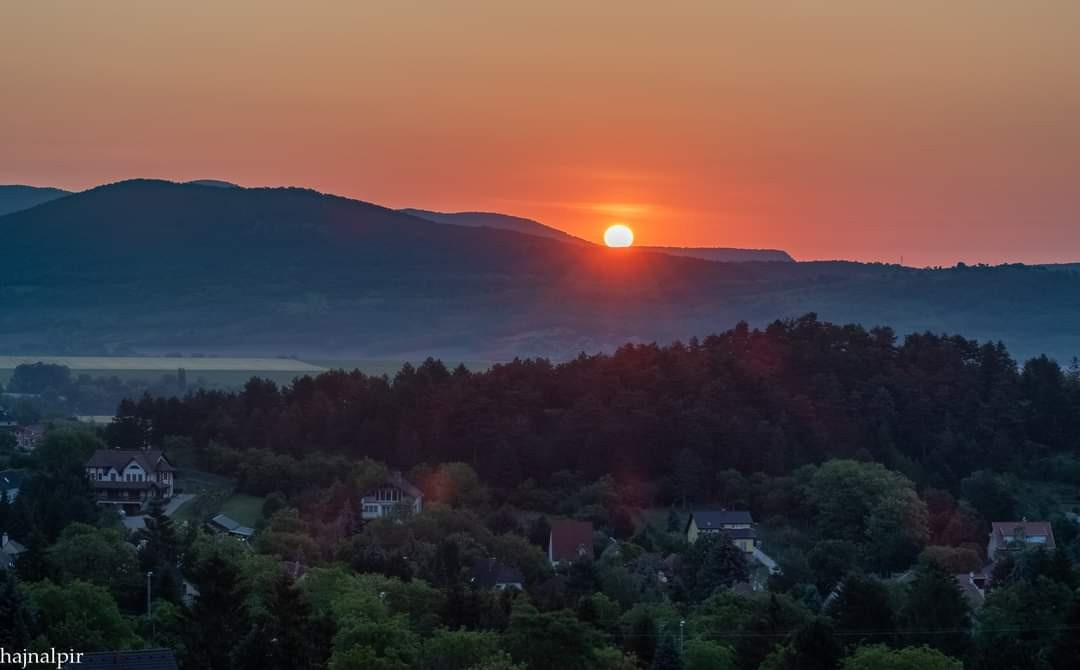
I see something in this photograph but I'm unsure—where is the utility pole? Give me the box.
[146,570,154,642]
[679,619,685,654]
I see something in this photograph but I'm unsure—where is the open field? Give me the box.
[219,494,265,527]
[0,355,496,387]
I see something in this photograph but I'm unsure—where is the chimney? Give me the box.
[1,533,6,548]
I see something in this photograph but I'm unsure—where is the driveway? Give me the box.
[121,493,196,531]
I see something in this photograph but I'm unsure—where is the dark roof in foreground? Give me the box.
[469,558,525,588]
[689,509,753,530]
[65,649,177,670]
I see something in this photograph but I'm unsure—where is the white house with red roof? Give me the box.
[987,519,1056,559]
[85,449,175,514]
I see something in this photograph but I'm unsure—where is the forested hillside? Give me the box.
[109,315,1080,494]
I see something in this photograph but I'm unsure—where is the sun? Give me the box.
[603,224,634,248]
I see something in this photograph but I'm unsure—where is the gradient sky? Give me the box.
[3,1,1079,265]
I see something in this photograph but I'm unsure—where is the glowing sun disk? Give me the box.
[604,224,634,248]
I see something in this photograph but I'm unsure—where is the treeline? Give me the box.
[1,362,193,417]
[108,315,1080,496]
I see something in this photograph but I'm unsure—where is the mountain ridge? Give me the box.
[2,179,1079,362]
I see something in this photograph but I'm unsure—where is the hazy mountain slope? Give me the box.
[637,246,794,262]
[0,185,71,216]
[400,208,588,245]
[2,179,1079,362]
[401,208,796,262]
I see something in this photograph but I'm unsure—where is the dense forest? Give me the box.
[3,315,1080,669]
[108,314,1080,496]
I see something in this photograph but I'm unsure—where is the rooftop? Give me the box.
[549,519,594,563]
[64,649,177,670]
[86,449,175,473]
[689,509,754,530]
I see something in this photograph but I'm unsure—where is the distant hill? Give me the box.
[186,179,240,188]
[0,185,70,216]
[2,179,1080,362]
[400,208,588,245]
[401,208,795,262]
[638,246,794,263]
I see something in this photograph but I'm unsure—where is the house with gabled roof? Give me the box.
[988,519,1056,558]
[85,449,175,515]
[548,519,594,566]
[360,471,423,520]
[0,532,26,570]
[686,508,757,552]
[468,558,524,590]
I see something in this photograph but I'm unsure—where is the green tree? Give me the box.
[0,569,32,648]
[48,523,141,603]
[184,554,250,670]
[503,598,599,670]
[23,579,138,651]
[840,645,962,670]
[419,628,502,670]
[650,631,684,670]
[684,639,735,670]
[680,533,749,601]
[32,429,103,475]
[466,652,525,670]
[825,573,895,647]
[899,562,970,659]
[15,529,54,582]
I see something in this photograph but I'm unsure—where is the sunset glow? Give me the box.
[3,2,1080,265]
[603,224,634,248]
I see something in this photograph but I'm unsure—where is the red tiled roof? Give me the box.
[991,521,1056,550]
[549,520,594,562]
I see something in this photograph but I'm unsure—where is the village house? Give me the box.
[987,519,1056,559]
[84,449,175,515]
[0,532,26,570]
[686,509,757,552]
[548,519,594,566]
[468,558,525,590]
[14,424,44,451]
[207,514,255,540]
[360,471,424,520]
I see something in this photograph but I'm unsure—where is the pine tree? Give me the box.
[15,529,53,583]
[0,570,32,648]
[650,631,684,670]
[184,555,248,670]
[900,562,971,659]
[693,534,750,600]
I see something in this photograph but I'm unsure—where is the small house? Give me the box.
[987,520,1056,559]
[548,519,594,566]
[468,558,524,590]
[207,514,254,540]
[0,532,26,570]
[360,471,423,520]
[686,509,757,552]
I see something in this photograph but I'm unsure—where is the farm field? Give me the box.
[1,355,498,387]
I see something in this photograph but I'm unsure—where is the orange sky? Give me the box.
[3,1,1079,266]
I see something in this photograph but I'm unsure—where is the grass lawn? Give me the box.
[170,469,263,528]
[219,494,265,528]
